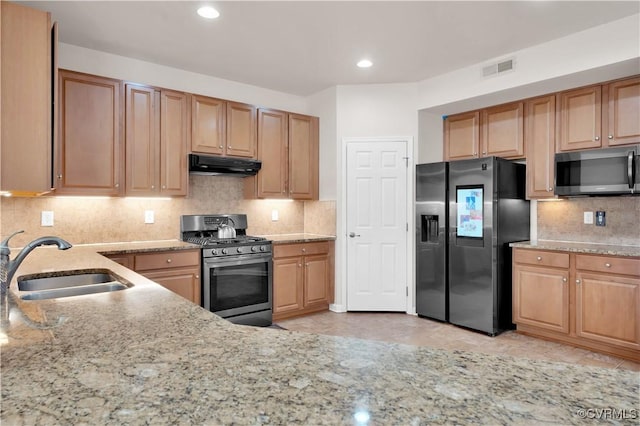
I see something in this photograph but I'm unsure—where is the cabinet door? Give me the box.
[444,111,479,161]
[557,85,602,152]
[273,257,304,316]
[227,101,257,158]
[288,114,318,200]
[525,96,556,198]
[191,94,225,155]
[605,77,640,146]
[513,264,569,334]
[57,70,124,195]
[575,272,640,350]
[1,2,52,195]
[125,85,159,195]
[256,109,288,198]
[160,90,188,196]
[481,102,524,158]
[143,268,201,305]
[303,253,329,308]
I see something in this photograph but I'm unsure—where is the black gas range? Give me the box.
[181,214,273,327]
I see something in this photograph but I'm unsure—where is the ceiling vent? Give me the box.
[482,58,514,77]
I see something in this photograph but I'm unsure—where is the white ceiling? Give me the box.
[22,1,640,96]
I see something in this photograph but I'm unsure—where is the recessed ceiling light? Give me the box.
[197,6,220,19]
[357,59,373,68]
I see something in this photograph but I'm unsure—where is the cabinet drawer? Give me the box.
[134,250,200,271]
[514,249,569,268]
[576,254,640,276]
[274,241,329,259]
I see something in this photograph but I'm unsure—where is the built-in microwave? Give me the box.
[555,145,639,196]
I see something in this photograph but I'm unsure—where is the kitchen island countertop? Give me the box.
[510,240,640,257]
[1,244,638,425]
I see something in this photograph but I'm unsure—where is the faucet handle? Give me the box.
[1,230,24,254]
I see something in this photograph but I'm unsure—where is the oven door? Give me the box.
[202,253,272,318]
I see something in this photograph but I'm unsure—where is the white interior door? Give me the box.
[346,140,408,311]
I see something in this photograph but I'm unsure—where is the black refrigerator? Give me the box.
[416,157,529,335]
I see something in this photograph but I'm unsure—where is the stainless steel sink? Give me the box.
[17,269,132,300]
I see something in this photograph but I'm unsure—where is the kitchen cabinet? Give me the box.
[444,102,523,161]
[444,111,480,161]
[575,254,640,351]
[106,249,201,304]
[190,95,257,158]
[244,109,319,200]
[513,248,640,361]
[56,70,124,195]
[126,84,188,196]
[524,95,556,199]
[273,241,333,320]
[0,2,52,195]
[557,76,640,152]
[512,249,569,333]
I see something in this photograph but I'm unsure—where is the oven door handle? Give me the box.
[204,254,272,268]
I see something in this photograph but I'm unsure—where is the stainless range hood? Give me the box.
[189,154,261,176]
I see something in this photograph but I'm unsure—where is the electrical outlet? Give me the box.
[41,211,54,227]
[144,210,155,224]
[595,211,606,226]
[583,211,593,225]
[271,209,279,222]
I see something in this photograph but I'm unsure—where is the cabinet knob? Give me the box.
[115,183,119,188]
[228,146,232,149]
[57,174,62,180]
[562,277,567,282]
[305,263,309,267]
[219,145,223,149]
[548,187,553,192]
[162,185,166,189]
[576,279,581,284]
[536,256,542,261]
[482,151,487,155]
[195,275,200,279]
[595,136,600,141]
[604,263,611,268]
[166,258,172,263]
[298,263,302,267]
[302,248,306,253]
[151,185,155,189]
[608,135,613,140]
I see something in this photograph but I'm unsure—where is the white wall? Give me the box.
[417,111,443,164]
[307,87,338,201]
[416,14,640,114]
[59,43,308,113]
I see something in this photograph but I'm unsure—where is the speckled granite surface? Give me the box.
[1,246,638,425]
[510,240,640,257]
[259,233,336,244]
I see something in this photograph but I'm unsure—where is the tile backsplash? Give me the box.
[0,176,336,247]
[537,197,640,246]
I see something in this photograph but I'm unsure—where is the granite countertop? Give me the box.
[1,245,638,424]
[260,233,336,244]
[510,240,640,257]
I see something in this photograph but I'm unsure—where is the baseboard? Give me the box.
[329,304,347,313]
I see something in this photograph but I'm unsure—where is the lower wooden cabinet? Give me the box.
[513,248,640,361]
[105,249,201,305]
[273,241,334,321]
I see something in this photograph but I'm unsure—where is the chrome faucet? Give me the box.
[0,230,72,294]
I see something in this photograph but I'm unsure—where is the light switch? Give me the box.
[41,211,54,227]
[144,210,155,224]
[271,209,279,221]
[583,211,593,225]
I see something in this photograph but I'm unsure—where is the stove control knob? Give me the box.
[222,248,228,255]
[251,246,258,252]
[237,247,243,254]
[260,245,267,252]
[211,249,218,256]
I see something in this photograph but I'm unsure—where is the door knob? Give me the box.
[349,232,360,238]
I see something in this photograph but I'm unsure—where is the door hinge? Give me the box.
[406,286,408,297]
[406,223,409,232]
[402,156,409,167]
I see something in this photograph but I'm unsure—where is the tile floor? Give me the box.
[277,311,640,372]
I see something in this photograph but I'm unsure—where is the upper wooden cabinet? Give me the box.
[190,95,256,158]
[557,76,640,152]
[481,102,524,158]
[126,84,188,196]
[56,70,124,196]
[444,112,479,160]
[0,2,52,195]
[444,103,523,161]
[525,95,556,199]
[245,109,319,200]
